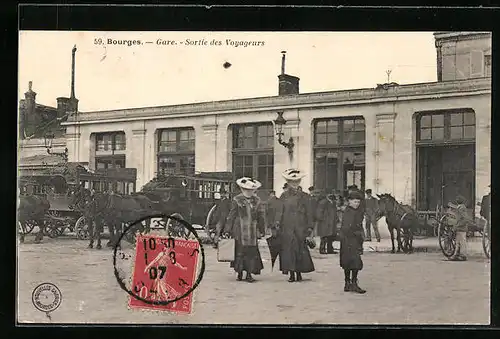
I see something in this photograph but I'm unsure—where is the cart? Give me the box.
[437,203,490,259]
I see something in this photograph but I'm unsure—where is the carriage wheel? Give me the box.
[205,204,218,242]
[401,228,413,253]
[166,213,187,238]
[19,220,36,235]
[438,215,456,258]
[482,222,491,259]
[74,216,90,240]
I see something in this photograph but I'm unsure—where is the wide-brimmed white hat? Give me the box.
[282,168,306,181]
[236,177,262,190]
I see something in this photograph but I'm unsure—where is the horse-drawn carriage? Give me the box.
[18,163,138,241]
[437,202,491,259]
[139,171,236,242]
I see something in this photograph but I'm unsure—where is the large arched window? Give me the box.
[231,123,274,193]
[313,117,366,193]
[416,109,476,210]
[157,128,195,176]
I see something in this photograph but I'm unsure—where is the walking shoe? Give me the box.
[377,238,381,243]
[296,272,303,282]
[344,280,351,292]
[288,272,296,283]
[350,279,366,294]
[246,274,256,283]
[237,272,243,281]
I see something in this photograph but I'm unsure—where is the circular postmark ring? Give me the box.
[32,283,62,314]
[112,213,206,306]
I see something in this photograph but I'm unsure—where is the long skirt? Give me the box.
[339,236,363,271]
[279,233,315,273]
[230,240,264,275]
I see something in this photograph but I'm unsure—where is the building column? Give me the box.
[475,109,491,204]
[65,126,81,163]
[375,113,397,195]
[197,122,219,173]
[273,110,304,195]
[129,128,148,190]
[363,113,377,193]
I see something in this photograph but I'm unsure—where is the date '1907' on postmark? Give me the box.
[129,234,200,314]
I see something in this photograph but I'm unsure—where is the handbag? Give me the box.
[217,238,235,262]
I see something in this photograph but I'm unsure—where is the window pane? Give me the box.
[316,121,327,134]
[354,119,365,131]
[258,154,268,166]
[327,132,339,145]
[432,127,444,140]
[316,133,327,145]
[463,112,475,125]
[420,115,432,128]
[160,141,177,152]
[234,155,243,166]
[244,156,253,167]
[257,136,273,148]
[450,113,463,126]
[257,125,272,138]
[464,126,475,139]
[327,120,338,132]
[419,128,431,140]
[450,126,463,139]
[343,120,354,133]
[432,114,444,127]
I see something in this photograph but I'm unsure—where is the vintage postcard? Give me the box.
[17,31,491,325]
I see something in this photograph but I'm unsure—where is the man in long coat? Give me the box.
[480,187,491,225]
[266,191,280,236]
[339,190,366,294]
[316,191,338,254]
[274,169,315,282]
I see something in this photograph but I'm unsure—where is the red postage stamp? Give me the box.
[129,234,200,314]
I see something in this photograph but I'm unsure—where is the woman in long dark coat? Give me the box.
[316,191,338,254]
[274,169,315,283]
[339,190,366,294]
[223,177,265,283]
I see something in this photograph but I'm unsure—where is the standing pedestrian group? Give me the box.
[217,168,367,294]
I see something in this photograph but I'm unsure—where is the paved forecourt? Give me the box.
[17,234,490,325]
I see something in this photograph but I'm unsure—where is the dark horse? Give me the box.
[18,194,50,243]
[375,193,419,253]
[69,187,163,249]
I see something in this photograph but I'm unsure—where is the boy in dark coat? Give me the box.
[339,190,366,294]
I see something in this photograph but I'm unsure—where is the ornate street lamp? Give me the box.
[44,133,68,162]
[274,111,295,155]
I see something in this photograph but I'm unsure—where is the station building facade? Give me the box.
[60,32,491,211]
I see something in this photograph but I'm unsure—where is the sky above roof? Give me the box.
[19,31,437,112]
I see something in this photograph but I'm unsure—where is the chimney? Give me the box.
[278,51,300,96]
[56,97,71,119]
[69,45,79,113]
[24,81,36,114]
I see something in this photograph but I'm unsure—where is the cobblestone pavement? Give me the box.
[17,233,490,325]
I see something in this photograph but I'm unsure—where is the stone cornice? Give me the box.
[132,129,147,136]
[376,113,398,124]
[202,124,218,132]
[19,137,66,147]
[62,78,491,126]
[434,32,491,43]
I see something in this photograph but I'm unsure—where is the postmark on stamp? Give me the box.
[113,214,205,314]
[31,282,62,318]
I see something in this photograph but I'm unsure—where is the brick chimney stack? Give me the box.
[24,81,36,115]
[57,45,79,118]
[278,51,300,96]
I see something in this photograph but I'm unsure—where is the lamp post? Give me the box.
[44,133,68,162]
[274,111,295,155]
